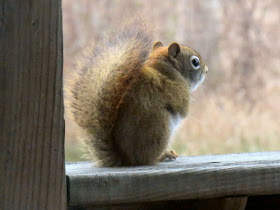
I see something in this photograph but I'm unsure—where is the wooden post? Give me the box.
[0,0,66,209]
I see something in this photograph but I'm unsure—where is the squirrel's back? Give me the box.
[65,21,155,166]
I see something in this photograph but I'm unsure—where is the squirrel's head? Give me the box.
[152,41,208,91]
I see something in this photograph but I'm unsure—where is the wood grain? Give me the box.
[66,152,280,206]
[0,0,66,209]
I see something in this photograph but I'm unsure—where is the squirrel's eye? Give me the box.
[190,55,200,70]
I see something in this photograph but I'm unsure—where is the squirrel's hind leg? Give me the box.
[112,107,171,166]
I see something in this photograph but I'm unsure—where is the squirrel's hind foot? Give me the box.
[160,149,178,162]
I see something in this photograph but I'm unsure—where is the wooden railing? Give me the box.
[66,152,280,209]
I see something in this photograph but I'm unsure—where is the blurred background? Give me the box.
[63,0,280,162]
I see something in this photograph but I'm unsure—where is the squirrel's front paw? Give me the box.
[160,149,178,161]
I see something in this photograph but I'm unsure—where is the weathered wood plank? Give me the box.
[0,0,66,209]
[66,152,280,206]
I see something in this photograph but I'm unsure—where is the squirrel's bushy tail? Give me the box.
[65,20,155,166]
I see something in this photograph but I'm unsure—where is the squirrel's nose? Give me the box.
[205,66,208,74]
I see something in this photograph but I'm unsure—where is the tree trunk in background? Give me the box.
[0,0,66,209]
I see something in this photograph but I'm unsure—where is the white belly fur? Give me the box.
[170,114,183,136]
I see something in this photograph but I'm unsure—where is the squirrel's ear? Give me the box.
[153,41,163,50]
[168,42,180,58]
